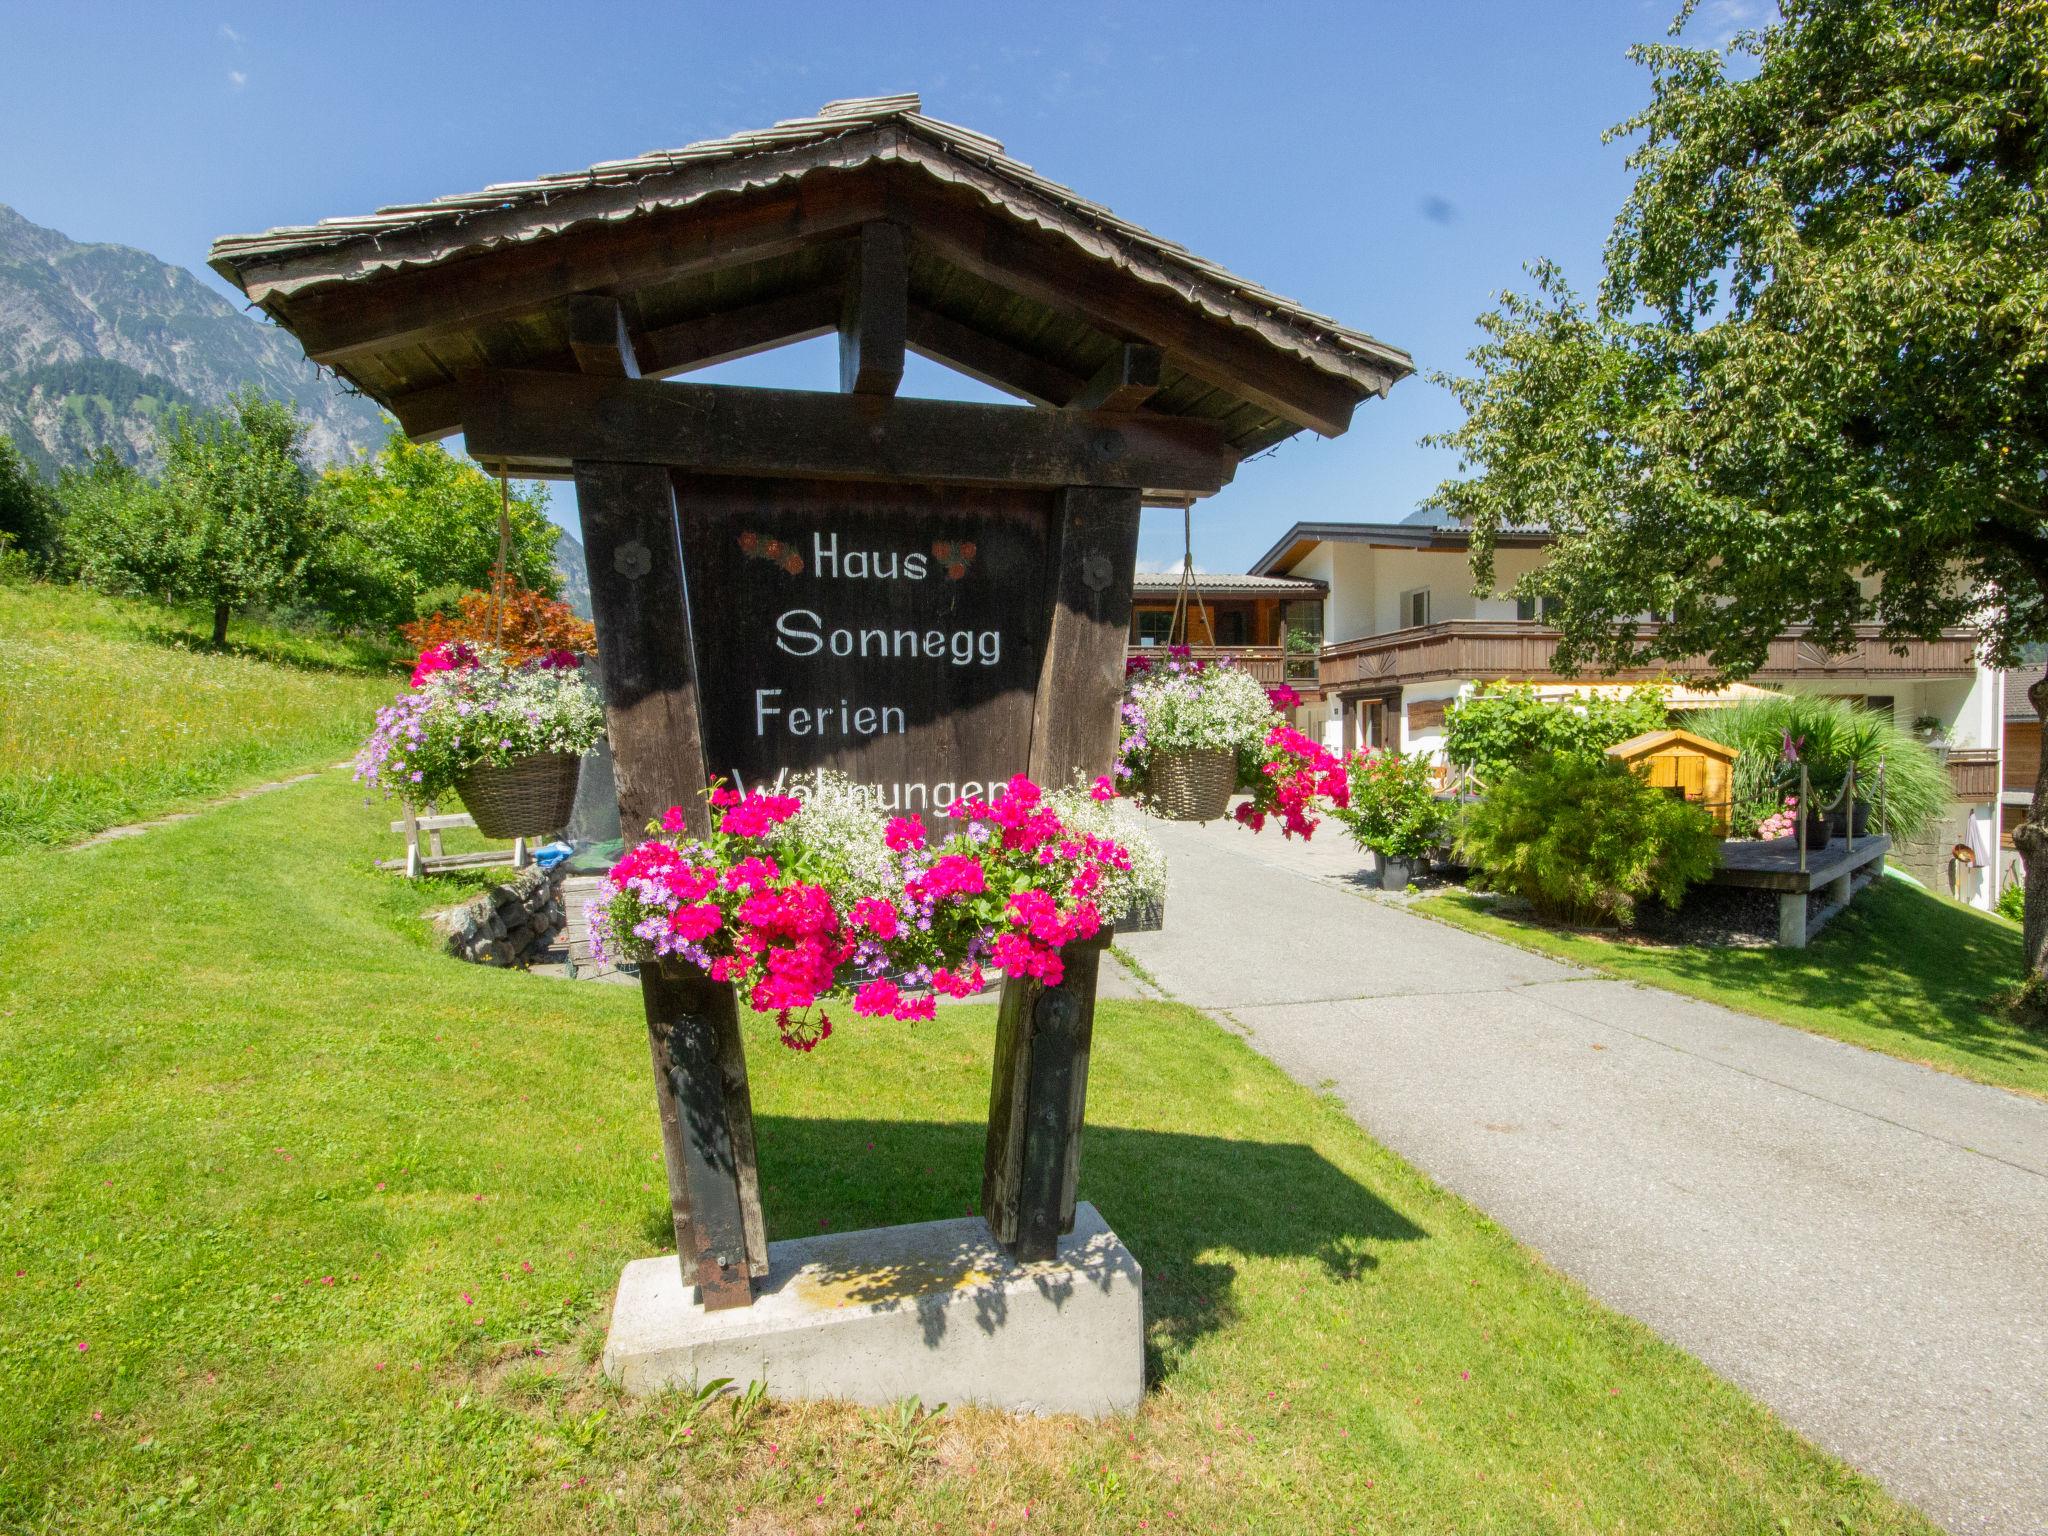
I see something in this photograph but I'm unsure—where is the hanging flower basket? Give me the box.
[454,750,584,839]
[1148,747,1237,822]
[354,643,605,843]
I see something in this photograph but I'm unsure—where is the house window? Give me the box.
[1401,588,1431,629]
[1213,609,1247,645]
[1515,595,1559,621]
[1134,610,1174,646]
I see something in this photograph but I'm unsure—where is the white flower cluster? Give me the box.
[1130,663,1274,755]
[1047,783,1167,919]
[785,772,899,902]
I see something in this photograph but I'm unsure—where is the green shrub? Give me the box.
[1456,754,1722,926]
[1444,682,1667,782]
[1678,694,1949,841]
[1997,881,2026,923]
[1333,749,1451,861]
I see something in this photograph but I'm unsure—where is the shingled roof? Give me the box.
[208,94,1411,461]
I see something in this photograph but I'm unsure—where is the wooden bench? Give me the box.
[378,803,529,878]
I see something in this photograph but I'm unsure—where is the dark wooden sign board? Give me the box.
[576,445,1145,1307]
[676,476,1052,827]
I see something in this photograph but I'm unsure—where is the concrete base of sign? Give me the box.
[601,1202,1143,1417]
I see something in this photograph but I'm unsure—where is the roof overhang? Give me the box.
[1250,520,1555,576]
[208,96,1413,480]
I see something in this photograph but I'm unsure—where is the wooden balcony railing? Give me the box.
[1125,644,1320,688]
[1944,748,2000,802]
[1317,620,1979,692]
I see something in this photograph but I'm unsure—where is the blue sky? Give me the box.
[1,0,1754,572]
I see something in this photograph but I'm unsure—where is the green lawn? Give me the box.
[0,773,1932,1533]
[0,581,402,853]
[1416,879,2048,1100]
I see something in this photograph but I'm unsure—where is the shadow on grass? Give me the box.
[646,1116,1428,1385]
[1449,878,2046,1086]
[130,616,405,678]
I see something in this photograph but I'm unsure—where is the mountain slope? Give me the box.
[552,527,591,619]
[0,203,385,474]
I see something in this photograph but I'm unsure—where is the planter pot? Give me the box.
[1147,748,1236,823]
[1828,801,1871,838]
[1802,811,1833,851]
[454,751,584,840]
[1378,855,1419,890]
[1110,893,1166,934]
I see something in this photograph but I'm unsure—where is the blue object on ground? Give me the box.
[533,841,574,871]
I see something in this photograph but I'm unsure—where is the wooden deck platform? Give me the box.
[1709,834,1890,946]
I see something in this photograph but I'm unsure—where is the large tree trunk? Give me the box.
[211,603,230,647]
[2012,667,2048,979]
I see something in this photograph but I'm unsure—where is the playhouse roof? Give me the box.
[1605,728,1740,763]
[208,94,1411,460]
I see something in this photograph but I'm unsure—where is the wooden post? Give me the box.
[983,932,1110,1262]
[982,484,1141,1262]
[1027,486,1143,787]
[401,800,423,879]
[574,458,768,1304]
[640,964,767,1309]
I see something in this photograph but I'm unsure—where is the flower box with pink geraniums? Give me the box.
[1117,649,1348,837]
[585,772,1161,1051]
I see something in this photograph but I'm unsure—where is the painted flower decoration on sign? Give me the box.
[932,539,978,580]
[738,530,805,575]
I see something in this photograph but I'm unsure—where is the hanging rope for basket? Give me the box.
[1167,504,1212,649]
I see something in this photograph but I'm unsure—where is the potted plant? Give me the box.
[1332,747,1452,888]
[354,642,606,839]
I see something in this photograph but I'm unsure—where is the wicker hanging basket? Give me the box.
[454,752,583,840]
[1147,747,1237,822]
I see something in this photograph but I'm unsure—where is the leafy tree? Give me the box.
[0,439,64,575]
[65,393,316,644]
[1428,0,2048,974]
[309,428,557,632]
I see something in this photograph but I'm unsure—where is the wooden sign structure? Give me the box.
[213,93,1409,1307]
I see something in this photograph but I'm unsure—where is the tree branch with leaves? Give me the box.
[1429,0,2048,978]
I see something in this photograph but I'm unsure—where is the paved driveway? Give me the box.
[1117,817,2048,1536]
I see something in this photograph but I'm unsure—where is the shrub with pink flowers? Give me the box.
[1120,648,1344,838]
[585,774,1151,1052]
[353,642,604,800]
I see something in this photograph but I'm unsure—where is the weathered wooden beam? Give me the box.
[387,380,465,441]
[643,966,767,1307]
[839,222,906,396]
[983,933,1109,1262]
[1028,486,1144,787]
[565,295,641,378]
[904,304,1090,406]
[1069,344,1163,413]
[637,287,842,377]
[279,177,885,363]
[464,371,1234,495]
[575,458,767,1304]
[912,216,1366,438]
[572,461,708,837]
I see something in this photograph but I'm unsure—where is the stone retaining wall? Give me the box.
[431,865,567,966]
